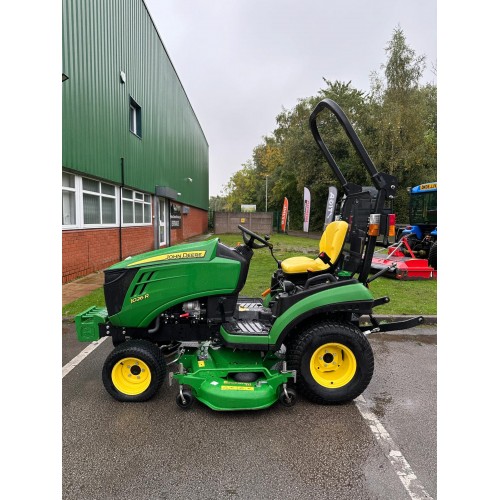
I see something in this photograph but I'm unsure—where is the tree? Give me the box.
[367,26,437,218]
[223,161,259,211]
[223,26,437,229]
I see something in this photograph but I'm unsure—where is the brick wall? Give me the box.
[62,226,154,284]
[63,205,208,283]
[170,206,208,246]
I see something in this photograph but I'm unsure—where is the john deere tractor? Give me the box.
[75,99,423,411]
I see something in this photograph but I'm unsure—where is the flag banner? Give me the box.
[303,187,311,232]
[323,186,338,229]
[280,197,289,232]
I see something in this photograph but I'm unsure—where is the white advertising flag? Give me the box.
[323,186,338,229]
[303,187,311,232]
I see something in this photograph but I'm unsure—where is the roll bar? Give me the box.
[309,99,397,199]
[309,99,399,283]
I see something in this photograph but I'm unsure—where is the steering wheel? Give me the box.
[238,225,273,249]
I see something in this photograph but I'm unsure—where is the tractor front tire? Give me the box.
[102,340,167,402]
[428,242,437,270]
[287,321,374,405]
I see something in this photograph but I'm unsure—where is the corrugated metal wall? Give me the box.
[62,0,209,210]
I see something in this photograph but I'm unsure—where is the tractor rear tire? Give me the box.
[102,340,167,402]
[287,321,374,405]
[428,242,437,270]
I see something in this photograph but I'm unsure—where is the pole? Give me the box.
[265,176,268,212]
[119,158,124,261]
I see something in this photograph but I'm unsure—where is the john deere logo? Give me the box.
[128,251,207,267]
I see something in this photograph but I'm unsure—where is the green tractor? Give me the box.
[75,99,423,411]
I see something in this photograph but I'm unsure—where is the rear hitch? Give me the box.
[361,315,425,335]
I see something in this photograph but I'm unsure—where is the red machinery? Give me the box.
[371,236,437,280]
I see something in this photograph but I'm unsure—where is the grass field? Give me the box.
[62,233,437,317]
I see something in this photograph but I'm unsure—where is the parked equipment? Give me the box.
[75,99,423,411]
[372,182,437,279]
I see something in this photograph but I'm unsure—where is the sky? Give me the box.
[144,0,437,197]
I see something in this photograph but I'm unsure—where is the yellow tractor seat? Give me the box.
[281,221,348,275]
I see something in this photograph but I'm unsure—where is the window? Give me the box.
[82,177,117,225]
[129,97,142,137]
[62,172,152,229]
[122,189,151,225]
[62,172,76,226]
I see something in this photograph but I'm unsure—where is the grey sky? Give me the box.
[144,0,437,197]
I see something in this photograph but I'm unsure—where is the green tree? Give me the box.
[223,161,260,211]
[368,26,437,218]
[223,26,437,230]
[209,195,228,212]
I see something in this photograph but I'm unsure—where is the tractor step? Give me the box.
[237,298,263,309]
[222,319,270,336]
[236,298,272,322]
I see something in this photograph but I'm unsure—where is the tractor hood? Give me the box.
[109,238,219,270]
[103,237,251,327]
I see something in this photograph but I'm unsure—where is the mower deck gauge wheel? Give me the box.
[278,387,297,407]
[176,389,194,409]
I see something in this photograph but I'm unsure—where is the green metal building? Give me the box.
[62,0,209,283]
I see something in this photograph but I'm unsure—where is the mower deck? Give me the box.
[371,253,437,280]
[173,341,295,411]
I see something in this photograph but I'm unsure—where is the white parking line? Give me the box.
[355,395,433,500]
[62,337,109,378]
[62,339,432,499]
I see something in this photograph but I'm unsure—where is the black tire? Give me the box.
[428,242,437,270]
[278,387,297,407]
[287,321,374,405]
[102,340,167,402]
[176,389,194,409]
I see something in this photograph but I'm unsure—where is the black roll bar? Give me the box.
[309,98,397,199]
[309,99,398,283]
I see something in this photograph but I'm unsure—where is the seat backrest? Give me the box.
[318,221,349,265]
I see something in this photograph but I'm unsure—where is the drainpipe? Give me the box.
[119,158,124,261]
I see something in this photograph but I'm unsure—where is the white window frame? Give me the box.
[81,177,119,228]
[129,97,142,138]
[62,172,77,228]
[121,188,152,226]
[62,171,153,230]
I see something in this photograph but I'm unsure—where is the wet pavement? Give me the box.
[62,324,436,500]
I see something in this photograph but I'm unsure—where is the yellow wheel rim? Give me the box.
[111,357,152,396]
[310,343,357,388]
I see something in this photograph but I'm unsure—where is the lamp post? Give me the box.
[265,175,268,212]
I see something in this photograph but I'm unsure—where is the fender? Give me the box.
[268,282,373,347]
[219,282,373,349]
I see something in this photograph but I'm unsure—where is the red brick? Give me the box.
[62,206,208,283]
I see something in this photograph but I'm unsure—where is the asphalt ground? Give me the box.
[62,324,436,500]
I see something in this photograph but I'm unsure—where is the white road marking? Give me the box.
[62,337,109,378]
[355,395,433,500]
[61,339,432,499]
